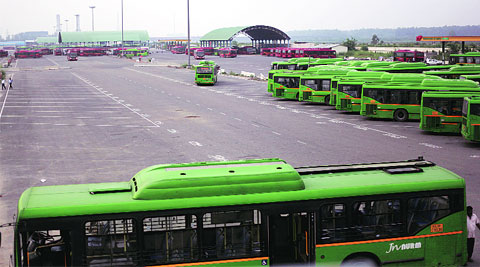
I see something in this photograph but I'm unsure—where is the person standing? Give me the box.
[467,206,480,262]
[1,78,6,90]
[8,77,13,89]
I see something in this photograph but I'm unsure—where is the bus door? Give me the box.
[268,212,315,265]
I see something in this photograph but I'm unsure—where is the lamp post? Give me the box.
[187,0,190,67]
[64,19,69,32]
[89,6,95,31]
[121,0,124,57]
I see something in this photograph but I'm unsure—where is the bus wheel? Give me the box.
[324,95,330,105]
[394,109,409,122]
[341,257,378,267]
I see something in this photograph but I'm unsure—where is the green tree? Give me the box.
[371,34,380,45]
[361,45,369,51]
[447,42,461,54]
[342,37,357,51]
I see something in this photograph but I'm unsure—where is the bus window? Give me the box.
[319,203,347,243]
[471,104,480,116]
[321,80,331,91]
[467,57,474,64]
[143,215,198,265]
[459,57,465,63]
[85,219,137,266]
[303,79,319,91]
[341,85,362,98]
[407,196,450,234]
[201,210,262,260]
[475,57,480,64]
[23,230,71,266]
[352,200,403,240]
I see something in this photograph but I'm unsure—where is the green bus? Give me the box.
[297,58,344,70]
[297,69,353,104]
[424,65,480,79]
[12,157,467,266]
[367,62,451,73]
[195,61,220,85]
[449,52,480,65]
[460,74,480,82]
[420,92,480,133]
[461,95,480,142]
[361,79,480,121]
[124,48,148,59]
[272,72,307,100]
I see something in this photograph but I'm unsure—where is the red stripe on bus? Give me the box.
[441,123,458,125]
[472,124,480,126]
[151,257,269,267]
[316,231,462,248]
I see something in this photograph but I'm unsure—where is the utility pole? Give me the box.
[121,0,124,57]
[64,20,69,32]
[89,6,96,31]
[187,0,191,67]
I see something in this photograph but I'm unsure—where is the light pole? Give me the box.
[121,0,124,57]
[187,0,190,67]
[89,6,95,31]
[64,19,69,32]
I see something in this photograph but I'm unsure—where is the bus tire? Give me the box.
[341,257,378,267]
[394,109,409,122]
[324,95,330,105]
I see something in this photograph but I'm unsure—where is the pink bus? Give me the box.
[298,48,336,58]
[393,50,425,62]
[218,48,237,58]
[171,46,186,54]
[14,50,42,58]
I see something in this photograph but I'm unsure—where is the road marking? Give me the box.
[45,57,60,66]
[208,155,228,161]
[272,131,281,135]
[71,72,160,128]
[234,118,242,121]
[167,129,177,133]
[419,143,442,149]
[252,123,260,127]
[207,108,213,111]
[219,112,226,115]
[297,140,307,145]
[189,141,203,147]
[470,155,480,158]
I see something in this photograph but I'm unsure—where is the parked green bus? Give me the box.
[420,92,480,133]
[460,74,480,82]
[195,61,219,85]
[272,72,307,100]
[297,69,353,103]
[424,65,480,79]
[361,79,480,121]
[449,52,480,65]
[12,157,467,266]
[461,95,480,141]
[367,62,451,73]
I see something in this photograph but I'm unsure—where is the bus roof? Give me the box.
[17,158,464,220]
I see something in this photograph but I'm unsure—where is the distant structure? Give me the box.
[75,14,81,32]
[58,30,149,46]
[56,14,61,34]
[200,25,290,49]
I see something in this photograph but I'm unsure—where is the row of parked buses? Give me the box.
[261,47,337,59]
[268,57,480,142]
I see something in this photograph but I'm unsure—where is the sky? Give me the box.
[1,0,479,38]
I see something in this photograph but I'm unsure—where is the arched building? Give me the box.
[199,25,290,49]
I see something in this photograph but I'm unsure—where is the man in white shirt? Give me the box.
[467,206,480,262]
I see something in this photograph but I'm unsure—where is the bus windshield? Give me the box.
[364,88,422,104]
[196,67,212,74]
[274,77,300,88]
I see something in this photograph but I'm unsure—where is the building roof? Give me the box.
[59,30,149,43]
[36,37,58,44]
[200,25,290,41]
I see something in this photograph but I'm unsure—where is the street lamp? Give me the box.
[89,6,95,31]
[121,0,124,57]
[187,0,190,67]
[64,19,69,32]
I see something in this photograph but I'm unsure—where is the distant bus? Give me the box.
[67,51,78,61]
[393,50,425,62]
[194,49,205,60]
[218,48,237,58]
[124,48,148,58]
[54,47,63,56]
[420,92,480,133]
[300,48,336,58]
[261,48,275,56]
[201,47,215,55]
[12,157,468,266]
[461,95,480,141]
[14,50,41,58]
[237,46,257,55]
[0,50,8,57]
[171,46,186,54]
[78,47,106,56]
[449,52,480,65]
[195,60,219,85]
[299,69,352,104]
[361,79,480,121]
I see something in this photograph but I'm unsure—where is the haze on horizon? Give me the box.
[0,0,479,38]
